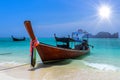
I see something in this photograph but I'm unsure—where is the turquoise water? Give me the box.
[84,38,120,70]
[0,38,120,70]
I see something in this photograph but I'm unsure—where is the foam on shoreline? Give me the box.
[84,61,120,71]
[0,61,22,66]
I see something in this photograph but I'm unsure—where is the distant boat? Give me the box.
[24,21,90,67]
[11,36,26,41]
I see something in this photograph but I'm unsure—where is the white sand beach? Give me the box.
[1,60,120,80]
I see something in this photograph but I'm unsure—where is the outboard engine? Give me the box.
[75,40,88,50]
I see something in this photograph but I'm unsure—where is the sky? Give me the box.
[0,0,120,37]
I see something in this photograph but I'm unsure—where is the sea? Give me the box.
[0,38,120,71]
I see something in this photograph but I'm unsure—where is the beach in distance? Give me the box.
[0,38,120,80]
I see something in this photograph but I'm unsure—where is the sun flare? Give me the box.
[98,5,111,19]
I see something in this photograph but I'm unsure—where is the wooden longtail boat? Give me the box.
[12,36,26,41]
[24,21,90,65]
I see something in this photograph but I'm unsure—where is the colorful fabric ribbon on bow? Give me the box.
[30,38,39,67]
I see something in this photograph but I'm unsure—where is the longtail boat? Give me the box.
[12,36,26,41]
[24,21,90,67]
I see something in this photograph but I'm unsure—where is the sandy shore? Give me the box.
[1,60,120,80]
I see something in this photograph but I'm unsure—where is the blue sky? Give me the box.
[0,0,120,37]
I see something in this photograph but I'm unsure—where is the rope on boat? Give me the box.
[0,61,41,71]
[0,63,29,71]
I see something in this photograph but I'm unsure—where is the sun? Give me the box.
[98,5,111,19]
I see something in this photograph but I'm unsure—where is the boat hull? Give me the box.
[36,43,90,63]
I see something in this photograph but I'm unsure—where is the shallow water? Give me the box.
[0,38,120,71]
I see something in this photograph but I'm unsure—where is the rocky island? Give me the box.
[88,32,119,38]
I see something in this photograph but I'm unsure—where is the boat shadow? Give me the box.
[29,59,72,71]
[29,53,90,71]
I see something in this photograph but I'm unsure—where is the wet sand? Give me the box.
[1,60,120,80]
